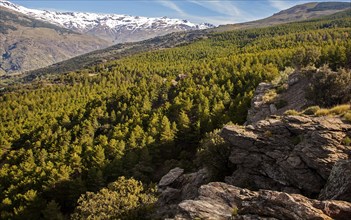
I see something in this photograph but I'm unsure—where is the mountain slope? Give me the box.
[0,6,109,75]
[215,2,350,32]
[14,30,208,84]
[0,0,214,44]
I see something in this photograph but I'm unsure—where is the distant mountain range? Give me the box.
[0,0,214,44]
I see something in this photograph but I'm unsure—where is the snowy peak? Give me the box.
[0,0,21,10]
[0,0,214,44]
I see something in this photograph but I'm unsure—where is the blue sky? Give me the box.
[11,0,351,25]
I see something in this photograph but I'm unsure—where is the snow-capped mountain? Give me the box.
[0,4,109,75]
[0,0,214,44]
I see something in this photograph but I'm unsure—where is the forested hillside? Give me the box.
[0,10,350,219]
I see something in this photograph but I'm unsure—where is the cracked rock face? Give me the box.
[174,182,351,220]
[220,115,351,198]
[155,168,210,219]
[319,160,351,202]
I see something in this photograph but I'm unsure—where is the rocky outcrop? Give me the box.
[155,168,210,218]
[156,98,351,219]
[174,182,351,220]
[246,72,311,124]
[221,115,351,197]
[156,114,351,219]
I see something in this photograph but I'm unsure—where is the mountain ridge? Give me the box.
[0,0,214,44]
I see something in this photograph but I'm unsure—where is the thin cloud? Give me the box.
[188,0,242,17]
[268,0,299,10]
[157,0,186,16]
[156,0,253,25]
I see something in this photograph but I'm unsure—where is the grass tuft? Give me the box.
[329,104,350,115]
[284,109,300,116]
[315,108,331,116]
[343,136,351,146]
[344,112,351,123]
[262,90,277,104]
[302,106,320,115]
